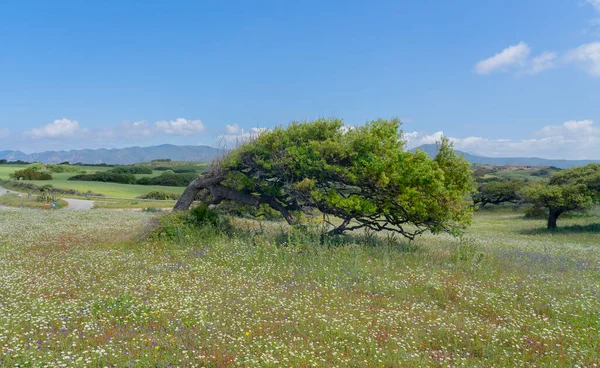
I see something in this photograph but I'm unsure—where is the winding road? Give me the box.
[62,198,94,210]
[0,186,94,210]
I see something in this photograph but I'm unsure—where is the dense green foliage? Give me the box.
[137,172,197,186]
[138,191,181,200]
[521,163,600,229]
[472,179,525,208]
[181,118,474,239]
[0,159,31,165]
[69,170,197,187]
[46,164,83,173]
[9,167,52,180]
[111,166,154,175]
[69,171,138,184]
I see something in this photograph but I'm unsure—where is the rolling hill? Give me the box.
[1,143,598,168]
[0,144,224,165]
[413,144,599,169]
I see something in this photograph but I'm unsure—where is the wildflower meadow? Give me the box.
[0,207,598,367]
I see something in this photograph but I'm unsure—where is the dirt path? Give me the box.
[0,186,94,210]
[62,198,95,210]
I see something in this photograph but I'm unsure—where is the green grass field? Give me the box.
[0,164,186,198]
[0,207,598,367]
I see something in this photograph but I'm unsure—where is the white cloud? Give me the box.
[535,120,599,138]
[405,120,600,160]
[524,51,557,75]
[154,118,206,136]
[474,43,558,76]
[474,42,530,74]
[26,118,85,138]
[565,42,600,76]
[225,124,240,134]
[403,131,445,146]
[218,127,268,147]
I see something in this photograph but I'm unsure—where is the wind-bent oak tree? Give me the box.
[472,180,525,208]
[174,118,474,239]
[521,163,600,229]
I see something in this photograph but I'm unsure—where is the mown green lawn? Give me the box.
[14,179,184,198]
[0,207,598,367]
[0,164,185,198]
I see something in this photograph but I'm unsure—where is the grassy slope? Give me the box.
[0,208,598,366]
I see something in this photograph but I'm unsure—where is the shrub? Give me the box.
[188,204,220,227]
[46,164,82,173]
[172,168,197,174]
[138,191,180,200]
[137,172,197,187]
[111,166,154,175]
[37,190,57,203]
[69,172,137,184]
[10,168,53,180]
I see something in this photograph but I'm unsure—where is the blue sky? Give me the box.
[1,0,599,158]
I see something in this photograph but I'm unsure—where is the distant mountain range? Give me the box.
[413,144,600,169]
[0,143,598,168]
[0,144,224,165]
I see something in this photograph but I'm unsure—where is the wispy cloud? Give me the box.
[523,51,557,75]
[565,42,600,76]
[474,42,556,76]
[474,42,531,75]
[0,128,9,139]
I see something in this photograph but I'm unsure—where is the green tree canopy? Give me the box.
[472,179,526,208]
[174,118,474,239]
[521,163,600,229]
[9,167,52,181]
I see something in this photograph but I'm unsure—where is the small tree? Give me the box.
[174,118,474,239]
[9,167,52,180]
[521,163,600,229]
[472,179,525,208]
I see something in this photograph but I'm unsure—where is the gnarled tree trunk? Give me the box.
[173,175,296,225]
[547,208,561,229]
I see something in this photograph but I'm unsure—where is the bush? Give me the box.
[28,162,45,171]
[69,172,137,184]
[138,191,180,200]
[37,190,57,203]
[172,168,197,174]
[111,166,154,175]
[46,164,82,173]
[10,168,53,180]
[138,172,197,187]
[188,204,220,227]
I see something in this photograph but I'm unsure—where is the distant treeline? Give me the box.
[0,159,31,165]
[69,169,198,187]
